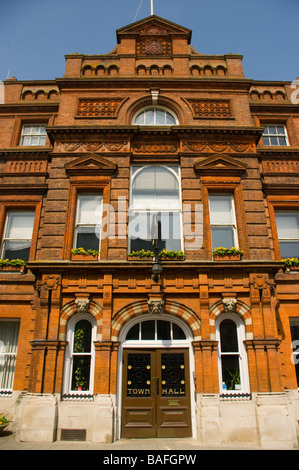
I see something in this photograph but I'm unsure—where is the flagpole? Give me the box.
[151,0,154,15]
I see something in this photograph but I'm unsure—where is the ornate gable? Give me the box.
[116,15,192,42]
[194,154,247,176]
[65,154,117,176]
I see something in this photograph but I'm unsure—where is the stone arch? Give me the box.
[59,299,103,341]
[209,299,252,338]
[111,300,201,341]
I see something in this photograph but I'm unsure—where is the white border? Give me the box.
[62,313,97,396]
[215,312,250,394]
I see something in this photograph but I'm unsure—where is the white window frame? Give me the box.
[216,313,250,394]
[262,124,289,146]
[1,210,35,261]
[19,124,47,146]
[209,194,238,250]
[132,106,178,126]
[63,313,97,396]
[129,164,183,253]
[73,193,103,257]
[275,211,299,259]
[0,319,20,393]
[289,318,299,389]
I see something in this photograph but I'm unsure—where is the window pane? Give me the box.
[3,240,31,261]
[129,211,181,252]
[145,109,155,124]
[133,108,178,126]
[156,109,165,125]
[221,355,240,391]
[209,195,233,225]
[77,194,102,225]
[290,319,299,344]
[73,320,92,353]
[276,213,299,239]
[5,212,35,239]
[269,126,277,135]
[141,320,155,340]
[270,136,278,146]
[262,136,270,146]
[39,136,47,145]
[277,126,285,135]
[220,319,238,352]
[0,321,20,390]
[166,111,176,125]
[134,111,144,125]
[279,241,299,258]
[126,323,139,341]
[278,137,287,146]
[75,227,100,251]
[211,227,235,250]
[71,356,91,391]
[172,323,186,340]
[157,320,171,340]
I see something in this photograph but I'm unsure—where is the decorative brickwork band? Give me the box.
[77,98,124,118]
[136,38,172,56]
[186,99,231,119]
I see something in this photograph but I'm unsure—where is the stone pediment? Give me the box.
[116,15,192,43]
[194,154,247,176]
[65,154,117,176]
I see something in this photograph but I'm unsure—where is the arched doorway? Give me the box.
[117,313,196,439]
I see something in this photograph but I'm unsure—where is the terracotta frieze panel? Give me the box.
[182,141,255,153]
[186,99,232,119]
[136,38,172,56]
[133,143,178,153]
[55,141,129,153]
[77,98,125,118]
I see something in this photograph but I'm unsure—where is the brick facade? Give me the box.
[0,15,298,448]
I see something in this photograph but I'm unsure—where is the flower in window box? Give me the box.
[71,248,99,261]
[128,249,154,259]
[282,258,299,272]
[0,259,26,272]
[128,249,185,260]
[212,247,244,261]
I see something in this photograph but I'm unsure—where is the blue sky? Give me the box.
[0,0,298,82]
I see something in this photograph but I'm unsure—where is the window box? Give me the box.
[128,249,185,261]
[71,249,99,261]
[213,247,243,261]
[0,260,26,272]
[282,258,299,272]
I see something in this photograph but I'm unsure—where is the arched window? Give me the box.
[125,319,186,342]
[133,107,178,125]
[129,165,182,252]
[216,313,249,394]
[63,314,96,396]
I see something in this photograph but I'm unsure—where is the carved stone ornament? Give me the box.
[148,299,165,315]
[75,298,90,314]
[222,298,237,312]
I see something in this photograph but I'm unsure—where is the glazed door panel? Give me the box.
[122,349,192,438]
[122,350,156,438]
[156,349,191,437]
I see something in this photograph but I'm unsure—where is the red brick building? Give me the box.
[0,15,299,448]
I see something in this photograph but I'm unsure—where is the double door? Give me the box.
[121,348,192,438]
